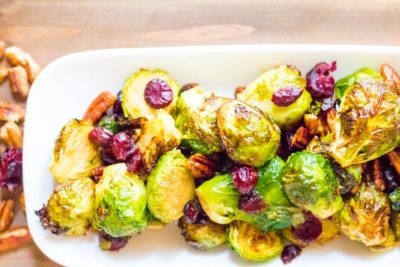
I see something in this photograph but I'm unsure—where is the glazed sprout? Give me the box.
[50,119,102,183]
[178,216,227,250]
[36,178,95,236]
[228,221,283,262]
[237,65,312,128]
[337,182,391,246]
[282,151,343,219]
[217,99,280,167]
[93,163,149,237]
[147,149,195,223]
[121,69,180,120]
[136,110,181,172]
[329,80,400,167]
[174,86,228,155]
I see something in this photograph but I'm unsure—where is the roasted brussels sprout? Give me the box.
[36,178,95,236]
[237,65,312,128]
[147,149,195,223]
[389,188,400,211]
[121,69,180,120]
[50,119,102,183]
[228,221,283,262]
[282,151,343,219]
[368,226,397,252]
[330,80,400,167]
[174,86,227,154]
[217,100,280,167]
[335,67,382,100]
[136,111,181,172]
[337,182,391,246]
[178,217,227,250]
[93,163,149,237]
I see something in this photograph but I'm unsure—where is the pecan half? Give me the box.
[372,159,385,191]
[83,91,117,123]
[0,226,32,252]
[325,108,337,133]
[0,200,14,232]
[8,66,30,98]
[5,46,41,83]
[188,153,220,179]
[381,64,400,86]
[304,114,328,136]
[0,41,5,59]
[290,126,311,149]
[0,121,23,148]
[234,86,246,99]
[0,102,25,122]
[19,193,25,213]
[386,151,400,177]
[0,67,7,85]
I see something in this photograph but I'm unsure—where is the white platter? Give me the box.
[24,45,400,267]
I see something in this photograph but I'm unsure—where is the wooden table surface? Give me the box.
[1,0,400,266]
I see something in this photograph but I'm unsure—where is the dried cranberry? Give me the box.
[0,148,23,190]
[112,99,124,118]
[99,231,129,251]
[271,86,303,107]
[88,127,113,147]
[292,211,322,243]
[281,244,302,264]
[237,190,266,214]
[382,158,400,192]
[306,61,337,100]
[232,165,258,194]
[144,78,173,109]
[126,148,143,173]
[183,198,208,224]
[101,146,117,165]
[111,132,135,161]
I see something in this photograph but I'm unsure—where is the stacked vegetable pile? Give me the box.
[37,63,400,264]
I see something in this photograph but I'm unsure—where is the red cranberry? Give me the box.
[126,148,143,173]
[237,190,266,214]
[183,198,208,224]
[382,158,400,192]
[306,61,337,100]
[271,86,303,107]
[111,132,135,161]
[232,165,258,194]
[0,148,23,190]
[281,244,302,264]
[292,211,322,243]
[88,128,113,147]
[101,146,117,165]
[144,79,173,109]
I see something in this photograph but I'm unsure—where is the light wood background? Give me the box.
[1,0,400,266]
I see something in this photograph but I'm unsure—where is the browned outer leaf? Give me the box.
[381,64,400,85]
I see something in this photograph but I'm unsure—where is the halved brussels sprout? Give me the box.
[174,86,228,155]
[121,69,180,120]
[237,65,312,128]
[228,221,283,262]
[178,217,227,250]
[37,178,95,236]
[330,80,400,167]
[337,182,391,246]
[50,119,102,183]
[335,67,382,100]
[136,111,181,172]
[282,151,343,219]
[147,149,195,223]
[217,99,280,167]
[93,163,149,237]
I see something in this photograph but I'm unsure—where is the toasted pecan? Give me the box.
[83,91,117,123]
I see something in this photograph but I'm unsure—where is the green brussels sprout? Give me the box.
[282,151,343,219]
[389,188,400,211]
[50,119,102,184]
[38,178,95,236]
[178,217,227,250]
[121,69,180,120]
[228,221,283,262]
[217,99,280,167]
[147,149,195,223]
[136,111,181,172]
[329,80,400,167]
[337,182,391,246]
[335,67,382,100]
[93,163,149,237]
[174,86,228,155]
[237,65,312,128]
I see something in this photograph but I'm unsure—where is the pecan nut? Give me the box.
[325,108,337,133]
[386,151,400,176]
[187,153,220,179]
[83,91,117,123]
[8,66,30,98]
[0,67,7,85]
[19,193,25,213]
[304,114,328,136]
[0,200,14,232]
[0,226,32,252]
[381,63,400,86]
[0,102,25,122]
[0,121,23,148]
[5,46,41,83]
[290,126,311,149]
[372,159,385,191]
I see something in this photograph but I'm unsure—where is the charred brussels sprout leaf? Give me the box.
[147,149,195,223]
[217,100,280,167]
[50,119,102,183]
[121,69,180,120]
[237,65,312,128]
[282,151,343,219]
[330,81,400,167]
[228,221,283,262]
[174,86,227,155]
[93,163,149,237]
[337,182,391,246]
